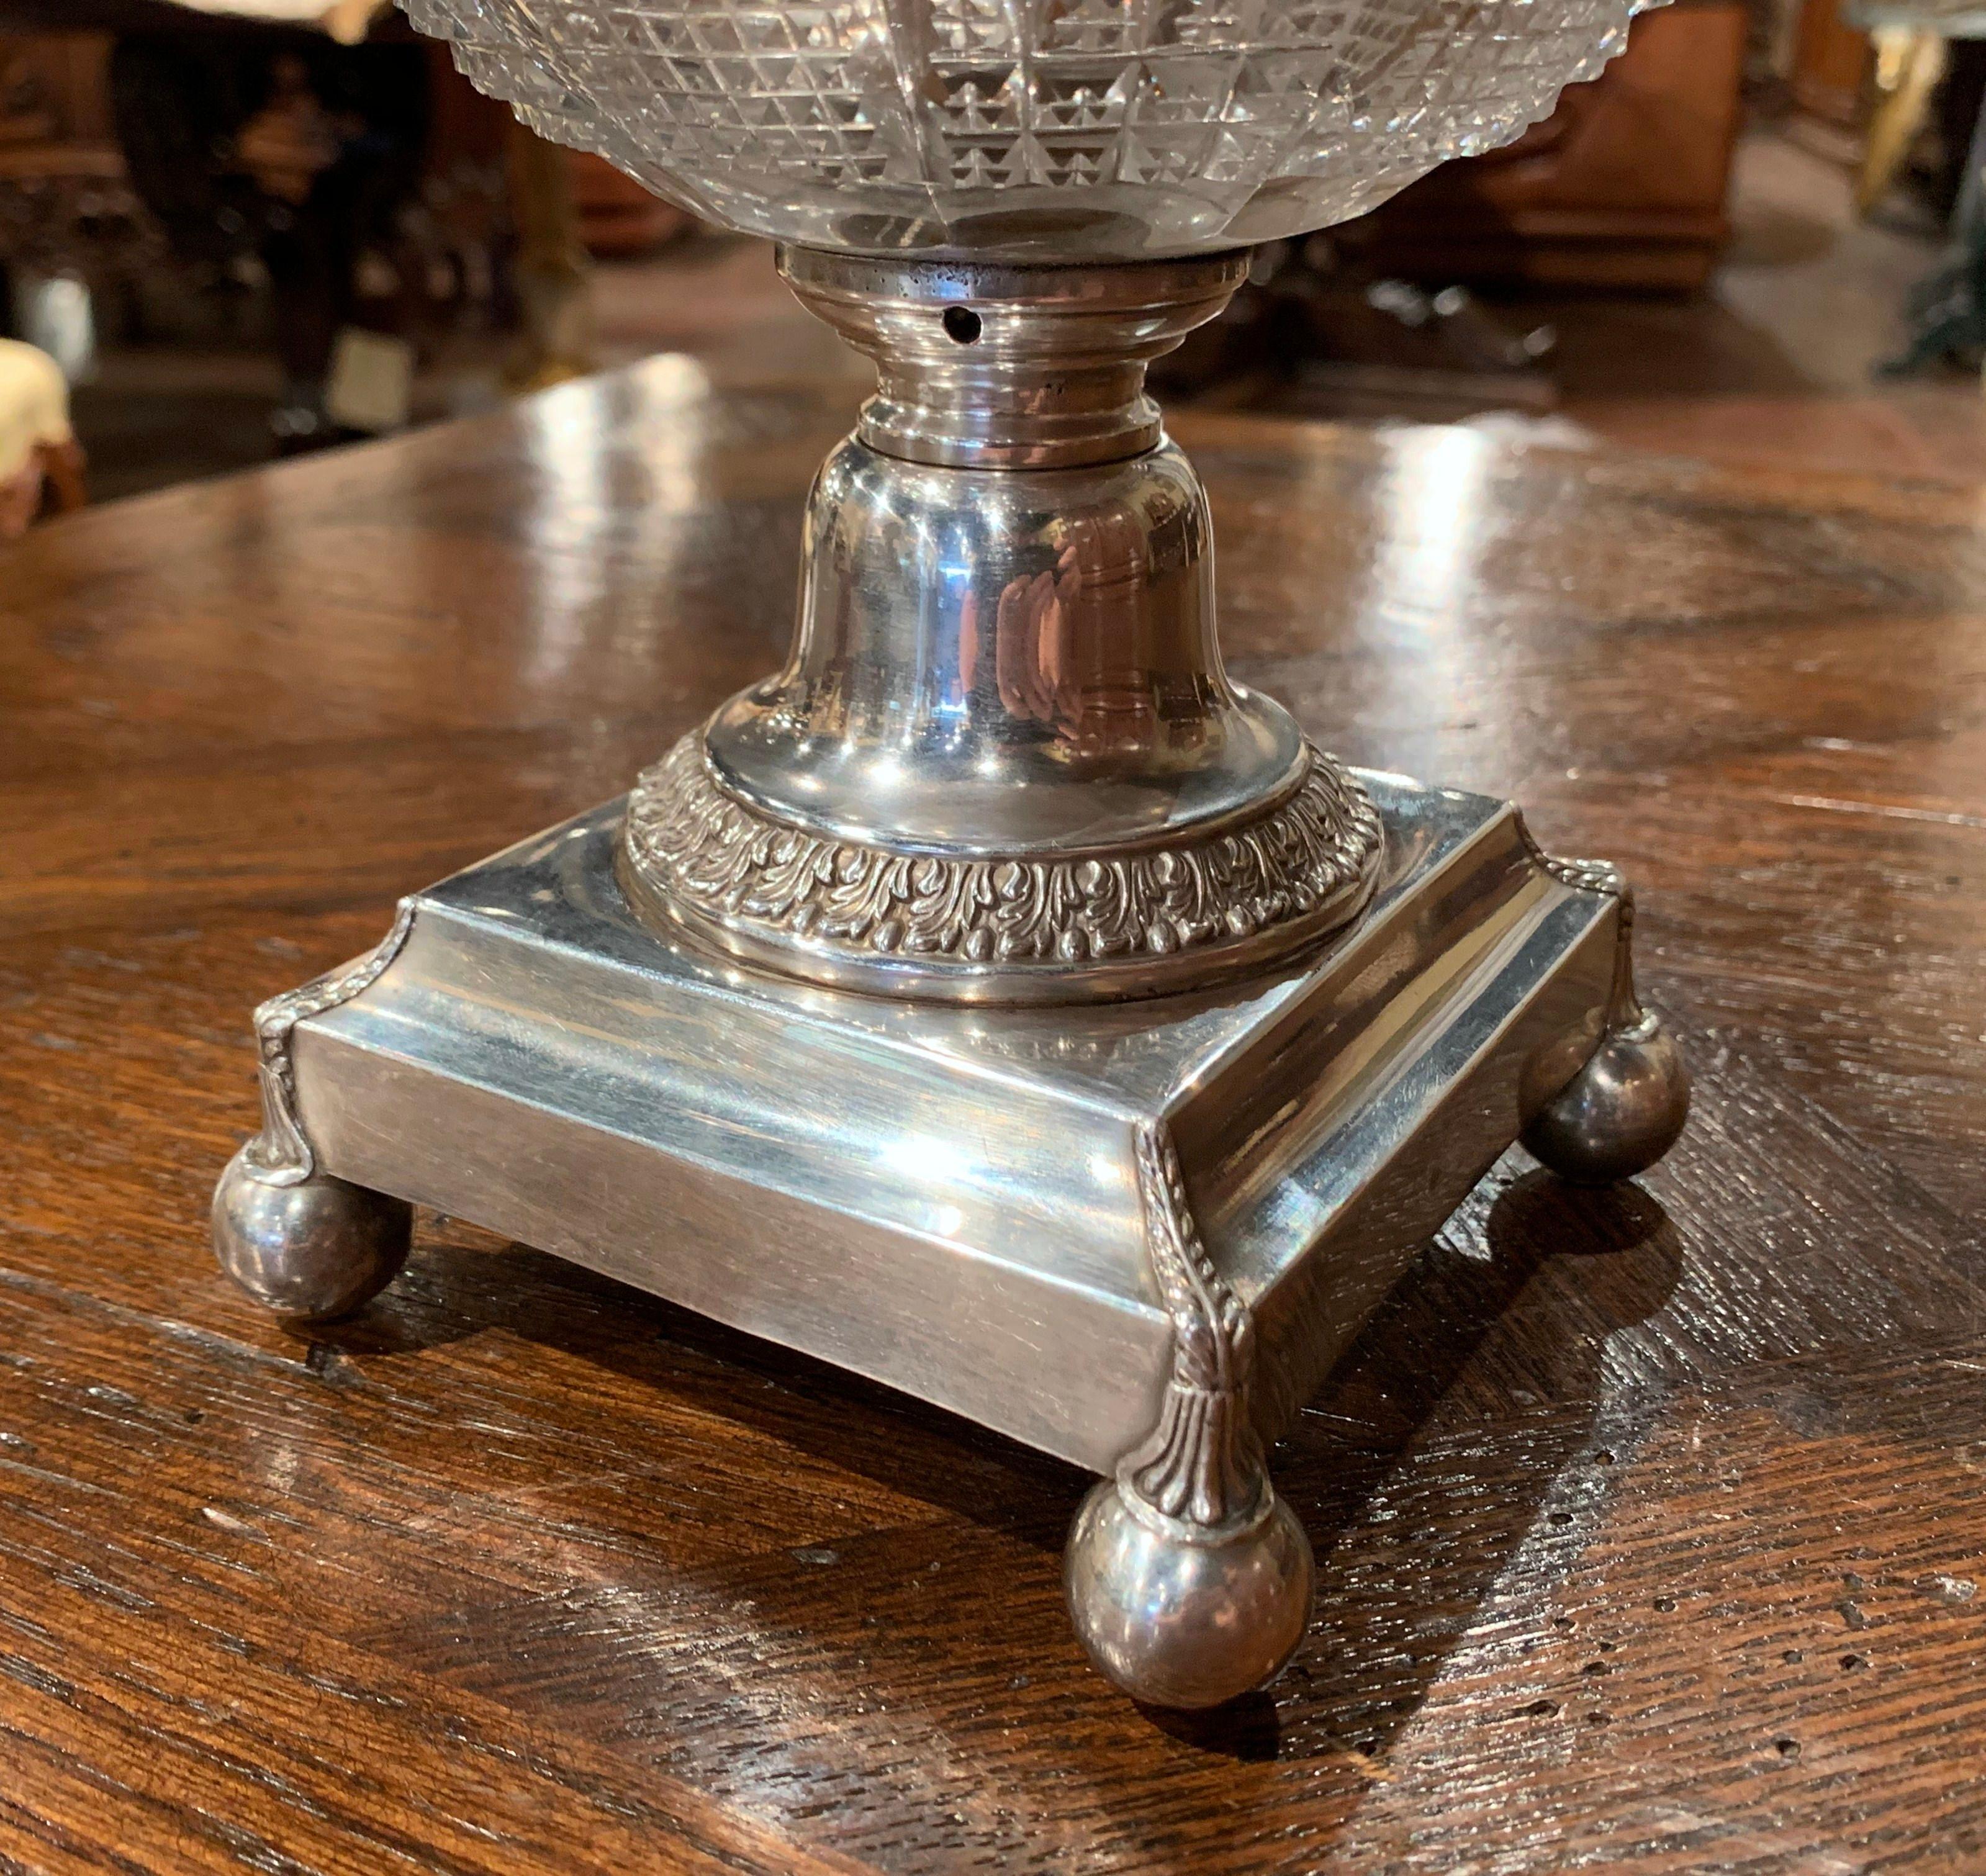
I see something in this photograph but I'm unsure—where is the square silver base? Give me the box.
[284,771,1617,1476]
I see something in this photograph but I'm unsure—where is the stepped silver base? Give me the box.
[212,770,1686,1707]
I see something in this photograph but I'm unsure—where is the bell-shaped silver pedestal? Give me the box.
[619,251,1384,1002]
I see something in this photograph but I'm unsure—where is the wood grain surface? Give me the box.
[2,359,1984,1872]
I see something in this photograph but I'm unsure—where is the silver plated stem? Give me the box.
[779,248,1250,471]
[618,251,1384,1003]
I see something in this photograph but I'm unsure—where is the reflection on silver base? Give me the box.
[211,770,1686,1703]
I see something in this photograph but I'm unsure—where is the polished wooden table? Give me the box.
[4,363,1984,1872]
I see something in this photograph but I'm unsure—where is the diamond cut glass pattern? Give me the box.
[400,0,1657,256]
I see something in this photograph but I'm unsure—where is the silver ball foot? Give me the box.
[1521,1009,1690,1186]
[212,1142,412,1322]
[1065,1477,1314,1709]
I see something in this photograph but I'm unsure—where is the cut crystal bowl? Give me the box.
[401,0,1658,259]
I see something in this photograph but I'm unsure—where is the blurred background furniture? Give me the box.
[1149,1,1749,420]
[1857,17,1955,211]
[1337,0,1750,291]
[1784,0,1986,223]
[0,27,161,304]
[569,150,693,260]
[1813,0,1986,371]
[1,0,1980,495]
[1791,0,1877,122]
[1846,0,1986,221]
[0,0,616,451]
